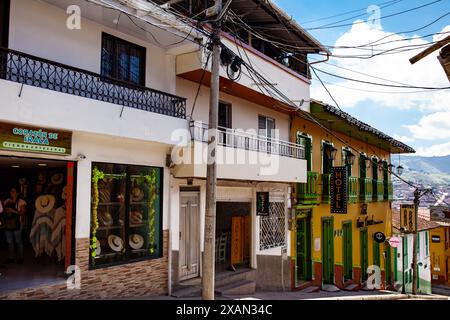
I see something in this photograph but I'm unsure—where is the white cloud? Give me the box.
[415,142,450,157]
[392,134,414,143]
[311,23,450,111]
[404,111,450,140]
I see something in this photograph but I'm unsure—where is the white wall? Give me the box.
[0,79,187,146]
[177,78,291,142]
[9,0,176,94]
[72,131,170,239]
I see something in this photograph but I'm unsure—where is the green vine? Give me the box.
[91,166,105,262]
[142,169,158,255]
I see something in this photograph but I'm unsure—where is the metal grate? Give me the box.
[260,201,286,250]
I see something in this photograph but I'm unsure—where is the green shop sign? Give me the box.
[0,122,72,156]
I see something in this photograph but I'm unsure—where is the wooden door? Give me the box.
[179,192,200,281]
[231,216,244,265]
[322,218,334,284]
[343,222,353,281]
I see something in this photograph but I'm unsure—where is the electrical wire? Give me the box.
[304,0,443,31]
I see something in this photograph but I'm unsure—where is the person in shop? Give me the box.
[1,187,27,264]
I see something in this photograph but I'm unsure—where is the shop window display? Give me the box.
[90,162,162,267]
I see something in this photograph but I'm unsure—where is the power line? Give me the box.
[304,0,443,31]
[299,0,401,25]
[312,66,450,90]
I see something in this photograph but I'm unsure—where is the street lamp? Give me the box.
[326,145,338,161]
[345,150,356,166]
[364,155,371,169]
[397,165,404,176]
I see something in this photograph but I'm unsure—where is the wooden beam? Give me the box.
[409,35,450,64]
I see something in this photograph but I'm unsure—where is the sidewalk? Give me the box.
[432,284,450,297]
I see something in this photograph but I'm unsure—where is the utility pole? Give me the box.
[202,0,223,300]
[412,188,420,295]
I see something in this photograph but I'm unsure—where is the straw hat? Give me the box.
[51,173,64,185]
[35,194,56,213]
[131,187,144,202]
[61,186,67,200]
[108,235,124,252]
[129,234,144,250]
[95,239,101,256]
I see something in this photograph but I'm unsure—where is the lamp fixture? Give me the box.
[345,149,355,166]
[397,165,404,176]
[326,144,338,161]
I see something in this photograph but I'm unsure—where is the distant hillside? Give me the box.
[393,155,450,186]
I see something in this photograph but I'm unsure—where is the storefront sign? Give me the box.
[388,236,401,248]
[373,232,386,243]
[432,235,441,243]
[256,192,269,216]
[400,204,416,232]
[331,166,348,214]
[0,122,72,156]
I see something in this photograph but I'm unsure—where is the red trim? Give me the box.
[65,162,74,270]
[219,30,311,85]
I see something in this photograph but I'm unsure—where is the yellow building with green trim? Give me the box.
[290,100,414,291]
[429,226,450,286]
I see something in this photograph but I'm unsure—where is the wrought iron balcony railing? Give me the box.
[189,121,305,159]
[0,47,186,118]
[297,171,319,205]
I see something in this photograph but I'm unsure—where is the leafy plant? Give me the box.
[91,166,105,262]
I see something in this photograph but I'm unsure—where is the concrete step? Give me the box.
[322,284,340,292]
[299,286,320,293]
[215,269,256,288]
[216,280,256,296]
[342,283,359,291]
[171,285,201,298]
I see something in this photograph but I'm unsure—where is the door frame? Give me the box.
[179,191,201,281]
[296,212,312,282]
[342,221,353,281]
[322,217,334,284]
[360,228,369,281]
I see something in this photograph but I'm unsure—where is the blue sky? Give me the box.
[273,0,450,156]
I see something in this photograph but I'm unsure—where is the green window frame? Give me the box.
[393,248,398,281]
[89,162,163,268]
[373,241,380,267]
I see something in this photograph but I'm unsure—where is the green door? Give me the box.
[322,218,334,284]
[373,241,380,268]
[360,229,369,281]
[385,244,392,286]
[296,217,312,281]
[343,222,353,280]
[298,135,312,171]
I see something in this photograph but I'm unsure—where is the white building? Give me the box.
[0,0,327,299]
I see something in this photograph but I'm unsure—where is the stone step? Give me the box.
[215,269,256,288]
[322,284,340,292]
[171,285,201,298]
[342,284,359,291]
[216,280,256,296]
[299,286,320,293]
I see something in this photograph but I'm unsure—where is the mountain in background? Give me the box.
[393,155,450,186]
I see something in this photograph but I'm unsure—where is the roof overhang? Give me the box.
[309,100,415,154]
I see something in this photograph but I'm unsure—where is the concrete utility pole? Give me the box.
[412,189,420,295]
[202,0,223,300]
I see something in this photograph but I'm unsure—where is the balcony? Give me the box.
[348,176,359,203]
[297,172,319,205]
[0,47,186,119]
[172,122,307,183]
[359,178,373,202]
[321,173,331,204]
[373,180,385,202]
[386,181,394,201]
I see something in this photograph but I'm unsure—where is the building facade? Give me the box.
[429,225,450,285]
[290,100,415,291]
[0,0,329,298]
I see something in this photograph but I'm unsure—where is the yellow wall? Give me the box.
[290,117,391,177]
[291,116,393,272]
[429,227,449,282]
